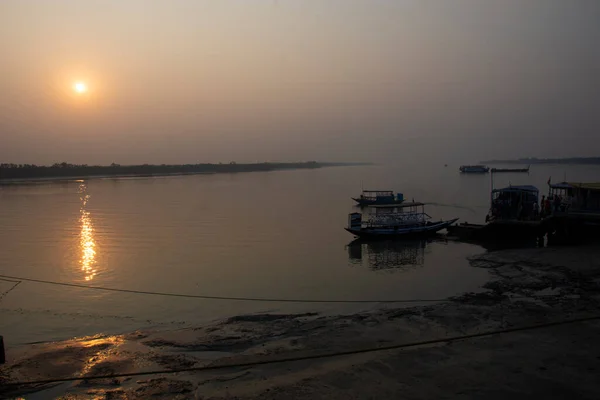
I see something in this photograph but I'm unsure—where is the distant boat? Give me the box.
[352,190,404,207]
[491,165,530,173]
[345,202,458,238]
[459,165,489,173]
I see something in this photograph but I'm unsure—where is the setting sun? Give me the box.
[73,82,87,94]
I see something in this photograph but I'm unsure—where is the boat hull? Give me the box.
[459,165,489,173]
[447,220,544,240]
[346,218,459,238]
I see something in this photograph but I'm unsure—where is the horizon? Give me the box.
[0,155,600,168]
[2,0,599,165]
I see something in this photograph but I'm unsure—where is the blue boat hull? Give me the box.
[346,218,459,238]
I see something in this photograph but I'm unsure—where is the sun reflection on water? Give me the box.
[79,183,97,281]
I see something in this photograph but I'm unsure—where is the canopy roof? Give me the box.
[550,182,600,191]
[492,185,539,194]
[371,202,425,208]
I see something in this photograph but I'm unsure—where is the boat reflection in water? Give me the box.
[347,236,447,272]
[78,183,97,281]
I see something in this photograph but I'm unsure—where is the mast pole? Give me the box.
[490,170,494,208]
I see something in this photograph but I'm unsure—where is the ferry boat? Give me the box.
[345,202,458,238]
[352,190,404,206]
[487,185,540,222]
[447,185,543,240]
[459,165,489,173]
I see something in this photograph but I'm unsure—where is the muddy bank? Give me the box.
[2,245,600,399]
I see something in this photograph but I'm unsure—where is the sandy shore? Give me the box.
[2,244,600,399]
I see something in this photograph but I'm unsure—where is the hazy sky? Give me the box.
[1,0,599,165]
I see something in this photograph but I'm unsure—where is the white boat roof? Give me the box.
[371,202,425,208]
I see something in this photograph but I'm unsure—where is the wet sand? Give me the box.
[2,244,600,399]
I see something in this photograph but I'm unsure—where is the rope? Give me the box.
[0,278,21,303]
[4,314,600,387]
[0,274,447,304]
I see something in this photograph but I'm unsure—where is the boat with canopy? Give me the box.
[345,202,458,238]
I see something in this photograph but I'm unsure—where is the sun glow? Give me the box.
[73,81,88,94]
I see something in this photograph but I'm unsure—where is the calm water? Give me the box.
[1,163,598,346]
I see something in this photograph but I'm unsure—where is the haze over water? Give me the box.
[1,1,599,165]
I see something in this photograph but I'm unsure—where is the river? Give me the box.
[1,162,597,346]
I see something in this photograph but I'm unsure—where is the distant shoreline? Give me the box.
[0,161,371,184]
[480,157,600,165]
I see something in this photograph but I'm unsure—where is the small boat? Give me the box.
[345,202,459,238]
[490,165,530,173]
[352,190,404,206]
[459,165,489,173]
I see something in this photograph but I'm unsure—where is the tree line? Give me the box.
[0,161,324,180]
[481,157,600,165]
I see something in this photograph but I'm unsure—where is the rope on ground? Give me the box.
[0,278,21,303]
[4,314,600,388]
[0,274,448,304]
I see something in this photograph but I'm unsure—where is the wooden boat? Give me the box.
[490,165,530,173]
[545,181,600,238]
[487,185,540,223]
[352,190,404,206]
[345,202,459,238]
[459,165,489,173]
[448,185,544,241]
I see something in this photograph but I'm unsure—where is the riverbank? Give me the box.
[0,162,369,183]
[2,244,600,399]
[480,157,600,165]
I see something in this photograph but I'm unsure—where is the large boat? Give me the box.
[352,190,404,206]
[345,202,459,238]
[487,185,540,222]
[448,185,544,240]
[459,165,489,173]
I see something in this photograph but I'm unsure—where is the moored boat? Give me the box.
[352,190,404,206]
[459,165,489,173]
[448,185,544,241]
[345,202,458,238]
[487,185,540,222]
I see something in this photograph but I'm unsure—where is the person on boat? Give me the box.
[533,201,540,219]
[553,195,561,212]
[545,197,552,216]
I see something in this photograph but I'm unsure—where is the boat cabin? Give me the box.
[366,202,430,227]
[359,190,403,202]
[489,185,539,221]
[548,182,600,214]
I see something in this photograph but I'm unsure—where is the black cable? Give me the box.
[0,274,447,303]
[4,314,600,388]
[0,278,21,303]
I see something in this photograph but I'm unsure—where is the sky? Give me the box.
[1,0,599,165]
